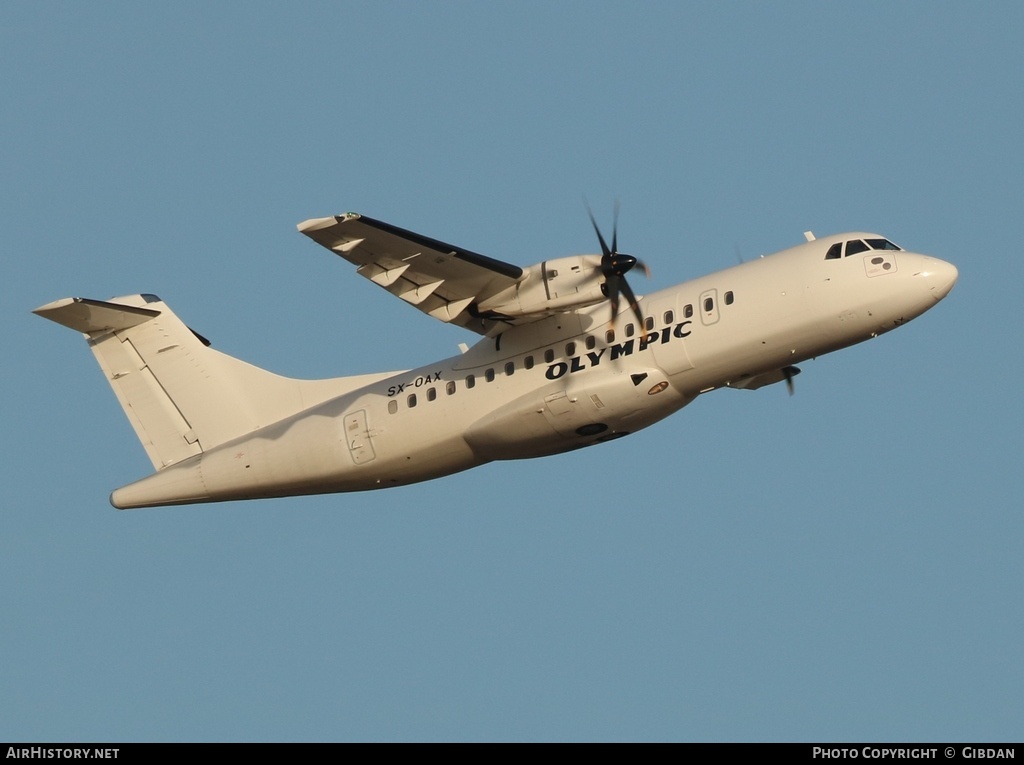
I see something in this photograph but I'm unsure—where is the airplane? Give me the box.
[33,210,958,509]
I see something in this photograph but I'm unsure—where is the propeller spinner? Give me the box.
[586,202,649,327]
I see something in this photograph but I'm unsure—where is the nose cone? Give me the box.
[919,257,959,301]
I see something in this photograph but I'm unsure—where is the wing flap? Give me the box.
[357,261,410,287]
[428,297,475,322]
[393,278,443,305]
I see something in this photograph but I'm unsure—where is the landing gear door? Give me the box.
[542,390,587,437]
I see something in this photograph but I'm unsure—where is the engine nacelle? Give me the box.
[476,255,606,318]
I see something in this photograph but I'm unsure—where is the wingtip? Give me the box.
[32,297,77,316]
[297,212,361,233]
[296,216,338,233]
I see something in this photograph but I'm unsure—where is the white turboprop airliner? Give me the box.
[34,211,957,509]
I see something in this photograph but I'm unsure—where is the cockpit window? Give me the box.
[826,237,903,261]
[865,238,901,251]
[845,239,870,257]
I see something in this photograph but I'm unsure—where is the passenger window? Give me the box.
[724,291,734,305]
[485,368,495,382]
[606,329,615,343]
[585,335,596,350]
[565,341,576,356]
[544,349,555,363]
[427,387,436,402]
[625,323,635,337]
[845,240,870,257]
[505,361,515,376]
[664,310,674,324]
[704,297,714,312]
[446,381,456,395]
[407,393,417,408]
[388,399,398,414]
[466,374,476,389]
[524,355,534,370]
[644,316,654,331]
[684,304,693,318]
[825,243,843,260]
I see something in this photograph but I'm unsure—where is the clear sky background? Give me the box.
[3,2,1021,742]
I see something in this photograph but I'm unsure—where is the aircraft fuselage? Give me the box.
[107,232,957,508]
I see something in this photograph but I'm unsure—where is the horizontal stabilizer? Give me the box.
[33,296,160,334]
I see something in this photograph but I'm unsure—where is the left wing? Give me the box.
[298,212,525,335]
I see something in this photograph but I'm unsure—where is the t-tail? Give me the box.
[33,294,385,508]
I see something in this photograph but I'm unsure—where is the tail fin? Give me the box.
[34,294,367,470]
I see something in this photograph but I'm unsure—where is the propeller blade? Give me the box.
[618,275,645,328]
[611,199,620,254]
[783,365,800,396]
[586,203,611,257]
[605,273,621,321]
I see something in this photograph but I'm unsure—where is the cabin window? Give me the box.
[704,296,714,312]
[446,381,456,395]
[466,374,476,389]
[684,304,693,318]
[544,349,555,363]
[427,387,437,402]
[625,323,635,338]
[505,361,515,376]
[664,310,674,324]
[388,400,398,414]
[524,355,534,370]
[825,243,843,260]
[407,393,417,408]
[644,316,654,331]
[724,291,734,305]
[585,335,596,350]
[485,368,495,382]
[845,239,870,257]
[565,341,576,356]
[606,329,615,343]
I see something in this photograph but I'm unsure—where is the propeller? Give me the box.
[782,365,800,396]
[586,201,649,327]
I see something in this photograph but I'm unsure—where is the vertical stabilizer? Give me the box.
[34,294,376,471]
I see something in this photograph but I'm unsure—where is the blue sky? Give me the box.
[3,2,1021,742]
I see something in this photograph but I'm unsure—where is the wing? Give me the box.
[298,212,526,335]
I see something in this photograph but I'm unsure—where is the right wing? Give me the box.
[298,212,527,335]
